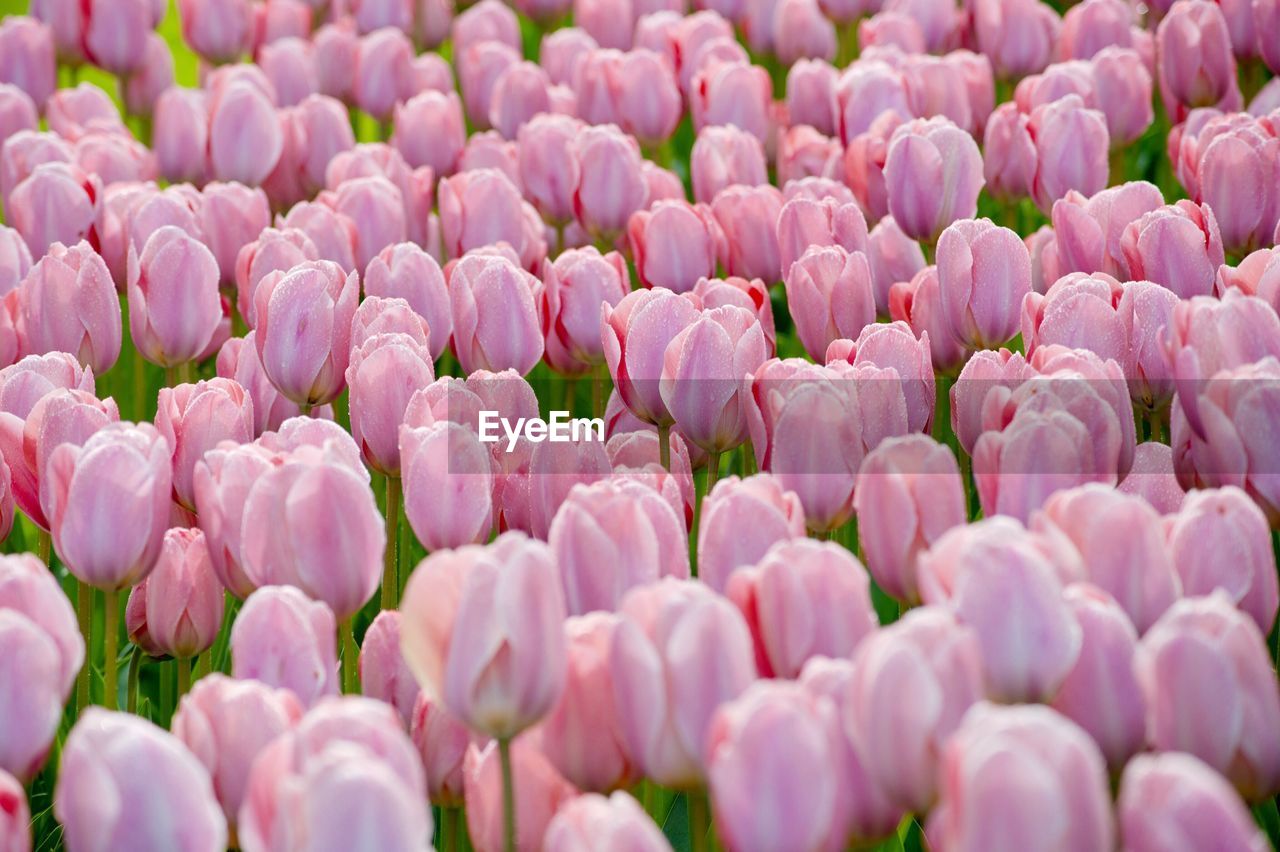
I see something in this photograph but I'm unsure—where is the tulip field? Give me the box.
[4,0,1280,848]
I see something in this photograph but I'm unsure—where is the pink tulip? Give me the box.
[439,168,544,271]
[706,186,782,286]
[399,418,495,553]
[151,89,209,185]
[697,474,805,594]
[80,0,152,76]
[1219,247,1280,316]
[690,59,774,144]
[706,681,849,852]
[172,674,303,828]
[1047,584,1147,771]
[487,61,554,141]
[256,38,318,109]
[239,696,430,852]
[458,41,521,130]
[689,276,775,354]
[393,91,465,177]
[1157,0,1241,119]
[214,335,320,439]
[574,0,634,48]
[8,162,101,259]
[659,305,768,455]
[927,703,1115,851]
[43,423,170,591]
[45,83,124,142]
[0,227,31,301]
[1025,95,1110,214]
[363,243,450,360]
[126,226,221,369]
[1162,288,1280,396]
[452,0,522,56]
[1089,47,1155,146]
[1166,487,1278,635]
[919,517,1082,701]
[208,82,282,188]
[537,247,629,375]
[1119,752,1271,852]
[178,0,252,63]
[609,578,756,788]
[324,176,407,272]
[252,260,357,407]
[239,447,382,622]
[1179,114,1280,255]
[776,125,841,187]
[1117,441,1186,514]
[410,692,472,806]
[517,114,583,228]
[55,709,227,852]
[550,480,689,615]
[351,27,416,123]
[0,131,73,211]
[771,0,836,66]
[541,27,599,85]
[15,240,121,375]
[973,0,1060,79]
[846,606,984,814]
[573,125,649,241]
[785,246,877,360]
[156,377,251,512]
[934,218,1030,352]
[859,11,926,53]
[544,792,671,852]
[0,608,64,782]
[1258,0,1280,73]
[134,527,224,660]
[691,125,767,206]
[853,435,965,604]
[826,320,934,433]
[0,553,83,699]
[1031,485,1178,633]
[540,613,639,792]
[463,733,577,852]
[347,333,434,476]
[602,287,703,427]
[629,201,726,295]
[359,611,421,728]
[400,533,566,739]
[198,183,270,289]
[833,61,913,145]
[0,18,55,108]
[605,50,683,147]
[446,250,544,376]
[865,217,925,317]
[0,770,28,852]
[1057,0,1145,60]
[192,441,274,599]
[231,585,338,707]
[883,118,984,244]
[1051,180,1165,279]
[1119,201,1224,299]
[727,539,876,678]
[882,0,962,50]
[1136,592,1280,801]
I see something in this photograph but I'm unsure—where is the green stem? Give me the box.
[442,806,461,852]
[657,423,671,471]
[299,402,313,418]
[382,476,401,611]
[76,581,91,714]
[689,789,711,852]
[35,528,50,565]
[177,655,191,699]
[103,588,119,710]
[341,618,358,694]
[1146,409,1162,444]
[691,452,720,578]
[127,645,141,714]
[499,737,516,852]
[195,650,210,680]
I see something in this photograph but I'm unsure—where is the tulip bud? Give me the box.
[0,553,84,699]
[883,118,984,244]
[346,333,434,476]
[172,674,303,828]
[572,125,648,241]
[540,613,639,791]
[544,792,672,852]
[239,697,430,852]
[926,703,1115,850]
[1118,752,1271,852]
[785,245,876,360]
[9,162,101,258]
[846,606,984,813]
[690,59,773,144]
[359,611,421,728]
[401,533,567,739]
[127,227,222,369]
[1157,0,1240,119]
[55,709,228,852]
[697,474,805,594]
[538,247,630,375]
[1165,487,1277,636]
[231,585,339,708]
[609,579,756,788]
[155,378,254,512]
[138,528,225,660]
[1135,592,1280,801]
[208,82,283,187]
[0,17,56,108]
[152,89,209,186]
[43,423,171,591]
[178,0,252,63]
[919,517,1082,701]
[252,260,358,408]
[602,287,703,427]
[1051,584,1146,771]
[691,125,768,206]
[16,240,121,375]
